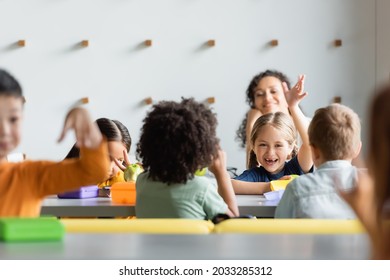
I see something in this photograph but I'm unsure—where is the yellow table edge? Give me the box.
[61,218,214,234]
[212,219,366,234]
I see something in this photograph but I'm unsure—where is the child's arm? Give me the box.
[34,107,110,195]
[208,149,239,217]
[58,107,102,149]
[338,172,381,258]
[59,107,109,181]
[283,75,313,173]
[231,179,270,194]
[245,109,262,168]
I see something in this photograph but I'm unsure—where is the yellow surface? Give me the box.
[270,180,290,191]
[61,219,214,234]
[213,219,366,234]
[195,168,207,176]
[270,174,299,191]
[98,171,125,188]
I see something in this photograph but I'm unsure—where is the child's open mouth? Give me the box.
[264,158,278,165]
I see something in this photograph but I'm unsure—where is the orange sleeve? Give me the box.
[23,139,110,197]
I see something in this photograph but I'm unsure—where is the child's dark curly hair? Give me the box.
[136,98,219,185]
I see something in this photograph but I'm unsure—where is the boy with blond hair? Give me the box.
[275,103,362,218]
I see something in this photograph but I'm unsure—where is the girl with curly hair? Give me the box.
[135,98,239,219]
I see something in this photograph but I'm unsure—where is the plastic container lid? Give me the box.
[0,217,64,242]
[57,185,99,199]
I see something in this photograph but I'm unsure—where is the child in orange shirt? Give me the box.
[0,68,109,217]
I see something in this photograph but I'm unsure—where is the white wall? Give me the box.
[0,0,377,173]
[377,0,390,85]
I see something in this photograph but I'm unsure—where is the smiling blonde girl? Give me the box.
[232,77,313,194]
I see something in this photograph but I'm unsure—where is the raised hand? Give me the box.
[58,107,102,149]
[282,74,308,108]
[113,149,132,171]
[208,148,227,177]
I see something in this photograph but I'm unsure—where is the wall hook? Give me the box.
[334,39,342,47]
[207,40,215,47]
[17,40,26,47]
[206,97,215,104]
[80,97,89,104]
[81,40,89,47]
[332,96,342,104]
[144,97,153,105]
[270,39,278,47]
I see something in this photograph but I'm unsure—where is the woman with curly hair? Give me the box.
[233,74,313,194]
[135,98,239,219]
[236,70,309,169]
